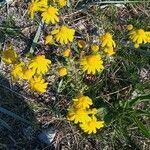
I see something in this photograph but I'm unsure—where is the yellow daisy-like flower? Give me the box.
[100,32,116,48]
[1,48,18,64]
[28,0,48,19]
[41,6,59,24]
[45,35,54,45]
[67,107,91,124]
[73,96,93,109]
[30,76,48,93]
[91,44,99,53]
[22,68,35,80]
[104,47,115,56]
[29,55,51,75]
[54,0,67,7]
[80,116,104,134]
[58,67,67,77]
[11,62,24,80]
[77,40,86,49]
[127,24,133,31]
[80,54,104,74]
[63,49,71,57]
[130,29,148,46]
[53,26,75,44]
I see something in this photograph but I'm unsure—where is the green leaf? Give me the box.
[124,94,150,108]
[29,22,43,54]
[0,118,12,131]
[0,107,31,125]
[131,114,150,138]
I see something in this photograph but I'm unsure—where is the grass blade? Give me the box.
[0,118,12,131]
[0,107,31,125]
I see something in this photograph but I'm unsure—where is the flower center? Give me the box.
[137,29,145,35]
[87,55,97,65]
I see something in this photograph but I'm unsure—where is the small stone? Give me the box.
[38,128,56,145]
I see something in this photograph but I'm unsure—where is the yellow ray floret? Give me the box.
[54,0,67,7]
[130,29,148,46]
[73,96,93,109]
[67,107,92,124]
[11,62,24,80]
[29,55,51,75]
[30,76,48,93]
[100,32,116,48]
[58,67,68,77]
[1,47,18,64]
[80,116,104,134]
[28,0,48,19]
[63,49,71,57]
[80,54,104,74]
[41,6,59,24]
[22,68,35,80]
[52,26,75,44]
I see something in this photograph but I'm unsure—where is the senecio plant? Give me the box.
[1,0,150,134]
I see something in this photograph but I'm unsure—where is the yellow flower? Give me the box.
[53,26,75,44]
[67,107,91,124]
[58,67,67,77]
[1,47,18,64]
[80,116,104,134]
[80,54,104,74]
[45,35,54,45]
[28,0,48,19]
[100,32,116,48]
[11,62,24,80]
[22,68,35,80]
[91,44,99,53]
[41,6,59,24]
[73,96,93,109]
[77,40,86,49]
[130,29,148,45]
[127,24,133,31]
[146,32,150,43]
[29,55,51,75]
[63,49,71,57]
[55,0,67,7]
[30,76,48,93]
[104,47,115,56]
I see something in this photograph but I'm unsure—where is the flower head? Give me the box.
[80,116,104,134]
[11,62,24,80]
[77,40,86,49]
[58,67,67,77]
[22,68,35,80]
[53,26,75,44]
[1,47,18,64]
[80,54,104,74]
[67,107,91,124]
[30,76,48,93]
[91,44,99,53]
[28,0,48,19]
[41,6,59,24]
[127,24,133,31]
[73,96,93,109]
[54,0,67,7]
[130,29,148,46]
[29,55,51,75]
[100,32,116,48]
[63,49,71,57]
[104,47,115,56]
[45,35,54,45]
